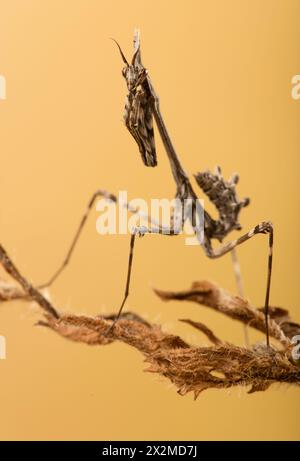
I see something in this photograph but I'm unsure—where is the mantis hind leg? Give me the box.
[203,222,274,346]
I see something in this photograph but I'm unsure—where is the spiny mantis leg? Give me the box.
[203,221,273,346]
[38,188,173,290]
[106,222,181,335]
[124,94,145,161]
[108,220,273,346]
[37,190,118,289]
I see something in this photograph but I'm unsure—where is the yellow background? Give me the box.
[0,0,299,440]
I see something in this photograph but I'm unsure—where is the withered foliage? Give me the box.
[155,281,300,345]
[0,244,299,398]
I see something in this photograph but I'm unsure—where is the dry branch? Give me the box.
[0,244,299,398]
[155,281,294,345]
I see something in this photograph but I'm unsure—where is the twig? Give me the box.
[0,244,59,318]
[154,281,291,346]
[0,244,299,398]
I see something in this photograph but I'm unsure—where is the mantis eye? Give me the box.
[122,68,127,77]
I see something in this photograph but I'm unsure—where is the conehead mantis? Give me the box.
[39,30,273,345]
